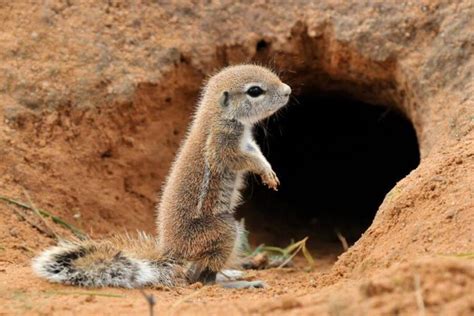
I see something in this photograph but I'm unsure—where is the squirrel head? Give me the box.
[204,64,291,125]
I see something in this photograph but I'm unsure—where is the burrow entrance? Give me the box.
[237,92,420,257]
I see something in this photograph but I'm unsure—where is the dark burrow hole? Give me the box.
[236,93,420,257]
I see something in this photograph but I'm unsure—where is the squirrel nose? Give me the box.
[281,83,292,97]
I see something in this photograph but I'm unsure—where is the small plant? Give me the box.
[0,194,86,239]
[240,219,315,270]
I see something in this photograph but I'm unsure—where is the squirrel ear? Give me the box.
[219,91,229,107]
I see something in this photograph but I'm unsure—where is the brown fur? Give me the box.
[156,64,291,280]
[33,64,291,287]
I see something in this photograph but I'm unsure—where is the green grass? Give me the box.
[0,194,86,239]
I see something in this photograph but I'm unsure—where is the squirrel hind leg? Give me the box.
[198,267,217,284]
[186,218,252,285]
[187,264,217,284]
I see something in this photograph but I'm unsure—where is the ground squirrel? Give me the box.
[33,64,291,288]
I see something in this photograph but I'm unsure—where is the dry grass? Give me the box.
[240,220,315,270]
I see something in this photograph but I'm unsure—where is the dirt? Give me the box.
[0,1,473,315]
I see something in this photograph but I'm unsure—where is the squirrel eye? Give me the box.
[246,86,264,97]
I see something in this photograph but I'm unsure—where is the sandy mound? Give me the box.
[0,1,472,314]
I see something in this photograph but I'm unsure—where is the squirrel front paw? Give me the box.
[261,169,280,191]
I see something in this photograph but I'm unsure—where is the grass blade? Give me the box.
[261,246,287,255]
[48,291,124,298]
[0,194,86,238]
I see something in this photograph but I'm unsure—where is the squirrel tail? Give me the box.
[32,232,187,288]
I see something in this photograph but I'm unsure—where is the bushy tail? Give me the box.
[32,233,187,288]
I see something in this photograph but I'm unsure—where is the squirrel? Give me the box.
[33,64,292,289]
